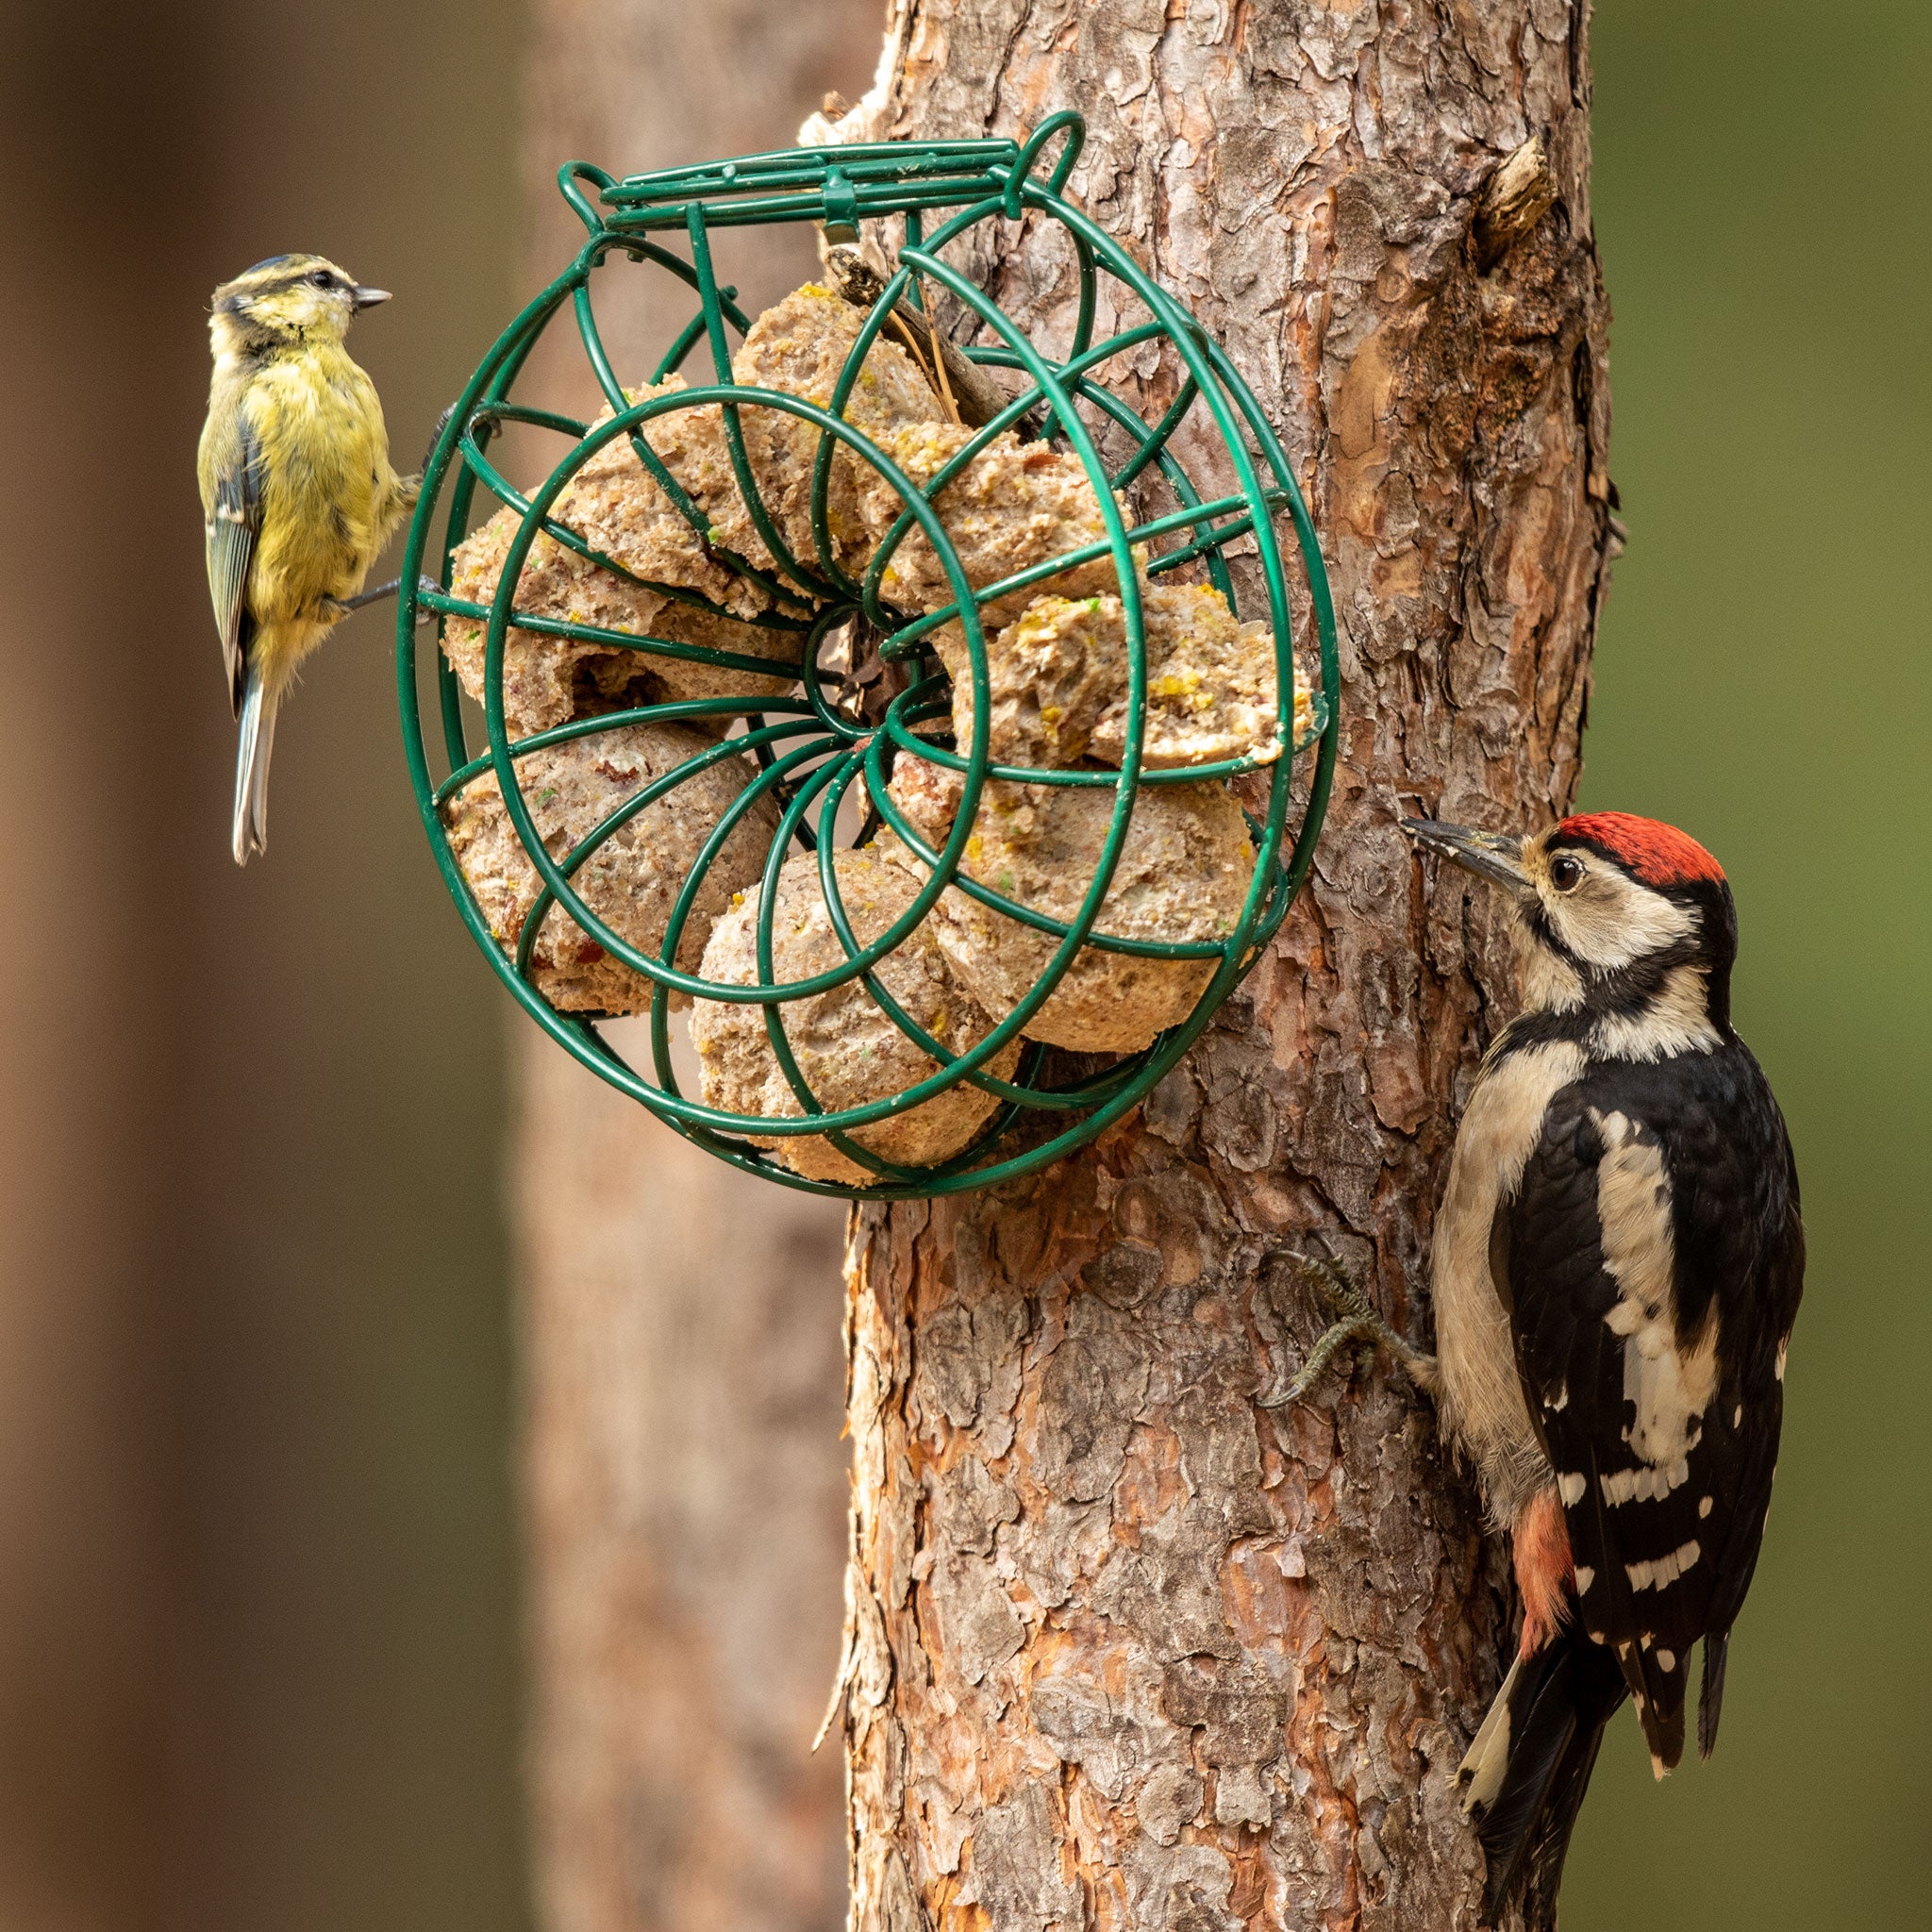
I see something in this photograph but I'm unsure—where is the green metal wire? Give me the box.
[396,112,1340,1200]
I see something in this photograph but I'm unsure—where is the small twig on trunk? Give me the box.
[821,239,1013,429]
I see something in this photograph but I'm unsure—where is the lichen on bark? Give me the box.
[827,3,1612,1926]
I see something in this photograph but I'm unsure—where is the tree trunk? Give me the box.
[824,6,1611,1928]
[513,5,885,1928]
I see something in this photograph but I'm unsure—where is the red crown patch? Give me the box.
[1556,812,1725,888]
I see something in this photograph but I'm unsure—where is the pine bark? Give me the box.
[825,6,1611,1928]
[513,4,884,1928]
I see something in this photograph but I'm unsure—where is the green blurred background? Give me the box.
[1569,4,1931,1926]
[0,0,1923,1927]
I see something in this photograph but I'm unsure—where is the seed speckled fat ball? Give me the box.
[706,284,945,579]
[444,720,780,1014]
[551,291,941,604]
[442,503,806,737]
[877,747,965,850]
[552,375,780,622]
[858,423,1137,627]
[690,845,1021,1187]
[892,773,1255,1054]
[934,582,1311,773]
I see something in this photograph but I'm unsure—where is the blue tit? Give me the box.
[198,254,418,864]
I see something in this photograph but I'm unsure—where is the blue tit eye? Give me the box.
[308,270,334,289]
[1549,855,1584,892]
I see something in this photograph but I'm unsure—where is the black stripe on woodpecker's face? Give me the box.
[1404,817,1734,1049]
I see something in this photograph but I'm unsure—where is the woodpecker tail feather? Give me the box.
[1698,1629,1730,1759]
[1460,1635,1626,1928]
[1511,1687,1613,1932]
[232,666,278,866]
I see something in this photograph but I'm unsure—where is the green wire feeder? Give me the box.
[396,111,1340,1200]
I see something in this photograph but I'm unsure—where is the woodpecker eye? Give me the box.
[1549,855,1585,892]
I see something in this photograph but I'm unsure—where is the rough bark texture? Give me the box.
[514,3,885,1927]
[825,5,1611,1928]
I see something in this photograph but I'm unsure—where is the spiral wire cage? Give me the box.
[397,112,1340,1199]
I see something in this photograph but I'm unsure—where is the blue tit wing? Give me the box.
[204,412,262,717]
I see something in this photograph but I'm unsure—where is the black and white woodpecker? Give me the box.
[1300,810,1804,1926]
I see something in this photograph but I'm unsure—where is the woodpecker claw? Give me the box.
[1257,1253,1438,1407]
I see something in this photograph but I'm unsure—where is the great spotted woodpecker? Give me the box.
[1297,811,1804,1926]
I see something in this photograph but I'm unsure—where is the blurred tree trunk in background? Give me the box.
[0,4,525,1930]
[513,6,885,1930]
[820,6,1612,1928]
[517,1056,849,1932]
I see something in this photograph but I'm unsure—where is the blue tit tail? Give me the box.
[232,664,279,866]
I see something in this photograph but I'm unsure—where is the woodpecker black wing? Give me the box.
[203,413,262,718]
[1504,1041,1801,1774]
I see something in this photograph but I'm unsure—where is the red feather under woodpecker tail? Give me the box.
[1450,1487,1609,1926]
[1513,1486,1574,1657]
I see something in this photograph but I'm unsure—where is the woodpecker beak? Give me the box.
[1401,818,1530,892]
[351,285,392,309]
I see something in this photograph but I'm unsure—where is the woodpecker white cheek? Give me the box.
[1519,941,1585,1013]
[1548,873,1698,971]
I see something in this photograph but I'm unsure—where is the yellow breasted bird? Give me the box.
[198,254,418,864]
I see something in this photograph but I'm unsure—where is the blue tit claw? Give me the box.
[335,576,403,614]
[1257,1252,1438,1407]
[420,400,459,478]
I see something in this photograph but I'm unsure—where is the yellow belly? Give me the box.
[243,351,403,684]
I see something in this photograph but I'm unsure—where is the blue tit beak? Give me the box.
[351,285,392,309]
[1401,817,1530,892]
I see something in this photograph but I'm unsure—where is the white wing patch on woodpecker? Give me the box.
[1591,1108,1719,1470]
[1434,1041,1587,1522]
[1625,1540,1701,1591]
[1557,1472,1587,1506]
[1600,1457,1690,1506]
